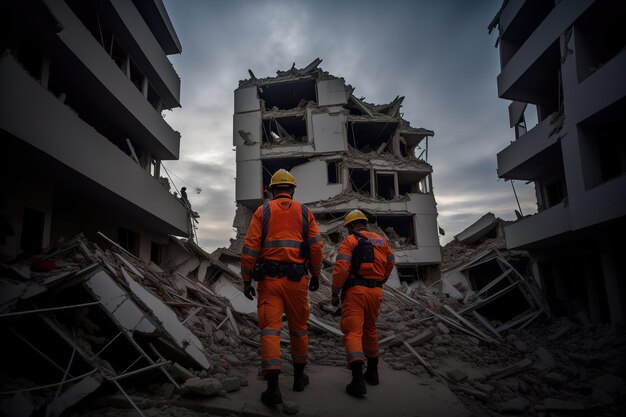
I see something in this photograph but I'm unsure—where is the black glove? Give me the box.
[244,282,256,300]
[309,276,319,291]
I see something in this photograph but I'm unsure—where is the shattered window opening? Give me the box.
[117,227,139,256]
[375,172,395,200]
[261,158,308,188]
[258,79,316,110]
[349,168,371,196]
[397,265,427,284]
[375,215,415,246]
[150,241,163,265]
[262,116,307,144]
[347,121,398,153]
[327,161,340,184]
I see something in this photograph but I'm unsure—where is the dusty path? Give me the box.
[188,361,471,417]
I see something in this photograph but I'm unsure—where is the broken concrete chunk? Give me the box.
[490,358,533,380]
[169,363,195,381]
[544,372,568,386]
[496,397,529,412]
[221,377,241,392]
[543,398,586,411]
[591,386,614,405]
[535,347,555,369]
[513,340,529,352]
[436,322,450,334]
[180,377,222,397]
[446,368,468,383]
[591,373,625,396]
[407,330,435,347]
[547,321,575,341]
[282,400,300,415]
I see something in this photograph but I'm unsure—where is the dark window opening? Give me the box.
[375,215,415,245]
[349,168,371,196]
[327,161,340,184]
[376,173,395,200]
[20,207,45,255]
[397,265,424,284]
[468,259,510,293]
[110,37,128,73]
[575,0,626,83]
[578,97,626,189]
[150,242,163,265]
[399,140,408,157]
[117,227,139,256]
[262,116,307,144]
[499,0,555,68]
[545,179,566,208]
[15,36,44,80]
[261,158,308,188]
[475,288,532,322]
[147,83,162,111]
[259,79,316,110]
[129,59,144,93]
[347,121,398,153]
[398,172,423,195]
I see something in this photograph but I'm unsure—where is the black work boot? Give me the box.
[364,356,379,385]
[293,363,310,392]
[260,370,282,405]
[345,361,367,397]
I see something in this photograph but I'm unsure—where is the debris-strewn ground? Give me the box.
[1,234,625,417]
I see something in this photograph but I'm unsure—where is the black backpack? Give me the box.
[349,229,374,279]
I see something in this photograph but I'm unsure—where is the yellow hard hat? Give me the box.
[344,209,368,226]
[269,169,297,187]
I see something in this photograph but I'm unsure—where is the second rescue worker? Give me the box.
[331,209,395,398]
[240,169,323,406]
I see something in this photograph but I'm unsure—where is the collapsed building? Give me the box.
[230,58,442,283]
[489,0,626,323]
[0,0,194,264]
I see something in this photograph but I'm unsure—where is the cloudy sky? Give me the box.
[161,0,537,252]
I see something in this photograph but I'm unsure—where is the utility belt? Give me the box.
[252,260,307,282]
[340,275,386,300]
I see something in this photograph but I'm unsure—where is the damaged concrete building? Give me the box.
[489,0,626,323]
[231,59,442,283]
[0,0,190,263]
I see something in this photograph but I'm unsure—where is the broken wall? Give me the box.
[290,159,343,203]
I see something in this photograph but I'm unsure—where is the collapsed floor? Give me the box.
[1,234,625,417]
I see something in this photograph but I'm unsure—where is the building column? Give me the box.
[600,240,626,324]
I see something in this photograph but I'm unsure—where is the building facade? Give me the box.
[0,0,189,262]
[490,0,626,323]
[232,59,442,283]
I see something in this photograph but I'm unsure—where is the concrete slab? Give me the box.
[187,362,471,417]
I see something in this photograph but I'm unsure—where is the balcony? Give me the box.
[497,114,560,180]
[43,0,180,160]
[498,0,594,100]
[568,51,626,126]
[108,0,181,108]
[131,0,182,55]
[0,55,188,236]
[504,202,571,249]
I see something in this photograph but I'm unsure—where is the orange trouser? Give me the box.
[340,286,382,365]
[257,276,310,373]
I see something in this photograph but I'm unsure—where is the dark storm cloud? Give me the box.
[162,0,532,250]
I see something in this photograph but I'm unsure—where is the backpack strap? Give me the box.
[261,202,270,245]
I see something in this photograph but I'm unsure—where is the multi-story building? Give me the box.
[0,0,189,262]
[232,59,441,283]
[490,0,626,323]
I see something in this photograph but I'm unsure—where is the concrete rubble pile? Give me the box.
[0,233,260,417]
[2,229,624,416]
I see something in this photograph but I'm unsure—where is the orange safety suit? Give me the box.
[332,227,394,365]
[241,193,323,373]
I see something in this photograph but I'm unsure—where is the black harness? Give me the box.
[340,229,385,299]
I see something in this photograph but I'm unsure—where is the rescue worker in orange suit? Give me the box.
[331,209,395,397]
[240,169,323,405]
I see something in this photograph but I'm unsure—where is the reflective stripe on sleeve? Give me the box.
[242,246,259,257]
[387,254,395,262]
[336,254,352,262]
[241,268,252,276]
[289,330,307,337]
[307,235,322,244]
